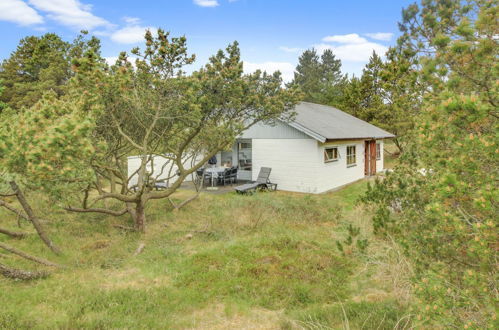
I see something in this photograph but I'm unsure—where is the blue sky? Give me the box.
[0,0,414,81]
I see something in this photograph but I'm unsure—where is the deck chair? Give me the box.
[234,167,276,194]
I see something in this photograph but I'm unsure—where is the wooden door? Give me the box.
[364,140,377,176]
[364,141,370,176]
[369,140,376,175]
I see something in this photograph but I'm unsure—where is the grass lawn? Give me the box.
[0,179,412,329]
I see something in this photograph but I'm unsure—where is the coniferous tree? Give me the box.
[289,48,345,105]
[0,32,101,110]
[364,0,498,327]
[339,50,422,153]
[357,51,385,123]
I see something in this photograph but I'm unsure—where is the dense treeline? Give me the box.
[288,47,422,153]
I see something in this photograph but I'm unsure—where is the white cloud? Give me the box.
[0,0,43,26]
[28,0,110,29]
[314,42,388,62]
[243,61,295,83]
[365,32,394,41]
[104,56,138,67]
[194,0,219,7]
[123,16,140,25]
[104,56,119,66]
[322,33,367,44]
[279,46,302,53]
[317,32,389,63]
[110,25,153,44]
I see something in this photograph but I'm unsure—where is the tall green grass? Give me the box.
[0,180,412,329]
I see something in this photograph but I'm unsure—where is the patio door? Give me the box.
[237,139,252,180]
[364,140,376,176]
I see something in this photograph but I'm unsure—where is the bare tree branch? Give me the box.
[0,243,61,268]
[0,227,26,239]
[64,207,128,216]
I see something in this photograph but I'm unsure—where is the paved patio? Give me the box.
[178,180,249,195]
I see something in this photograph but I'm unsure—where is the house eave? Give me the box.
[324,135,396,142]
[286,121,326,142]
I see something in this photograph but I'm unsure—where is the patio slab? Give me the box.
[178,180,249,195]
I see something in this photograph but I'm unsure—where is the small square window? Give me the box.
[324,147,339,162]
[347,146,356,166]
[376,142,381,160]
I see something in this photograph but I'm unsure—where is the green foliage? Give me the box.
[336,224,369,255]
[0,80,8,113]
[364,0,498,327]
[340,52,386,121]
[0,32,101,111]
[0,91,100,199]
[288,48,346,105]
[339,50,423,152]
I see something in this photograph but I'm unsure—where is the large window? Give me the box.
[376,142,381,160]
[221,150,233,167]
[346,145,356,166]
[324,147,339,163]
[237,141,252,171]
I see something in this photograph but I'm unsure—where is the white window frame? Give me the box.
[346,145,356,167]
[376,142,381,160]
[324,146,339,163]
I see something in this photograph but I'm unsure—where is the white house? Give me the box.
[128,102,394,193]
[214,102,394,193]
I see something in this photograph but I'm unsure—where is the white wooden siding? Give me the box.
[376,140,384,172]
[315,141,366,193]
[252,139,376,194]
[252,139,320,193]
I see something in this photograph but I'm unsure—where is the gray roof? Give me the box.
[286,102,395,142]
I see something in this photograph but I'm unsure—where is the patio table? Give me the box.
[204,167,227,188]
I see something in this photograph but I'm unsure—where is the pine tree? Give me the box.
[364,0,498,327]
[0,32,101,111]
[358,51,385,122]
[289,48,345,105]
[339,50,422,153]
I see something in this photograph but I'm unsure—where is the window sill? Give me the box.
[347,164,357,168]
[324,159,338,163]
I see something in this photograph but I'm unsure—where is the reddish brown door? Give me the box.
[364,140,377,176]
[364,141,370,176]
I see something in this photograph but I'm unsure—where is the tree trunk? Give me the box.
[393,138,404,154]
[109,169,116,193]
[9,181,61,255]
[133,202,146,232]
[0,263,48,280]
[125,201,146,232]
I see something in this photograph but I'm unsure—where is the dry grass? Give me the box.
[0,178,412,329]
[185,304,283,329]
